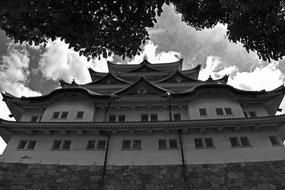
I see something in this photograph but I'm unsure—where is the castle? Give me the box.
[0,58,285,189]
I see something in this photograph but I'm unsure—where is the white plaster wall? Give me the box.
[41,99,95,122]
[20,110,44,122]
[94,107,189,122]
[187,95,245,119]
[242,105,268,117]
[1,130,284,165]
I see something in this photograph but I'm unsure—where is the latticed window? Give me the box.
[225,108,233,115]
[194,138,203,148]
[122,140,131,150]
[269,136,281,146]
[199,108,207,116]
[216,108,224,115]
[240,136,250,147]
[52,112,60,119]
[52,140,61,150]
[158,139,167,149]
[62,140,71,150]
[87,140,96,150]
[173,113,181,121]
[26,140,37,150]
[118,115,125,122]
[97,140,106,150]
[17,140,27,149]
[109,115,116,122]
[205,138,214,148]
[60,112,68,119]
[151,114,158,121]
[76,111,84,119]
[230,137,239,147]
[31,116,38,122]
[169,139,178,149]
[141,114,148,122]
[133,140,141,150]
[249,111,256,118]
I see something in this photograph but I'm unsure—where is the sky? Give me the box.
[0,4,285,154]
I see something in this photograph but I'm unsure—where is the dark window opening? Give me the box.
[60,112,68,119]
[97,140,106,150]
[17,140,27,149]
[269,136,281,146]
[230,137,239,147]
[122,140,131,150]
[205,138,214,148]
[141,114,148,122]
[52,140,61,150]
[240,136,250,147]
[169,139,178,149]
[52,112,60,119]
[133,140,141,150]
[118,115,125,122]
[109,115,116,122]
[26,140,36,150]
[216,108,224,115]
[199,108,207,116]
[249,111,256,118]
[225,108,233,115]
[158,139,167,149]
[62,140,71,150]
[87,140,96,150]
[151,114,158,121]
[76,111,84,119]
[173,113,181,121]
[194,138,203,148]
[31,116,38,122]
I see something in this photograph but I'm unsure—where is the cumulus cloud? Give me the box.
[38,39,114,84]
[0,44,41,97]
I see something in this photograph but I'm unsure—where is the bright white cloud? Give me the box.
[38,39,114,84]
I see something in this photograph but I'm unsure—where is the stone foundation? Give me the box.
[0,160,285,190]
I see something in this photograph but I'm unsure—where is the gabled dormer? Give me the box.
[127,63,161,73]
[91,73,130,85]
[156,70,200,84]
[116,77,170,96]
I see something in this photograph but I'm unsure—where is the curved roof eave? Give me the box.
[2,87,111,102]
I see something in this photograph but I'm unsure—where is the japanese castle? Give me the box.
[0,58,284,167]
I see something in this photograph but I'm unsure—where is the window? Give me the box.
[97,140,106,150]
[26,140,36,150]
[17,140,27,149]
[225,108,233,115]
[31,116,38,122]
[60,112,68,119]
[52,112,60,119]
[169,139,178,149]
[133,140,141,150]
[249,111,256,118]
[216,108,224,115]
[269,136,281,146]
[52,140,61,150]
[141,114,148,122]
[151,114,158,121]
[76,111,84,119]
[240,136,250,147]
[199,108,207,116]
[62,140,71,150]
[118,115,125,122]
[122,140,131,150]
[109,115,116,122]
[229,137,239,147]
[194,138,203,148]
[158,139,167,149]
[173,113,181,121]
[87,140,96,150]
[205,138,214,148]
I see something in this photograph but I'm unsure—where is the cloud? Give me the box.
[38,39,115,84]
[0,44,41,97]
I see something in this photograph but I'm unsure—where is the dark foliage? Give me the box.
[0,0,284,61]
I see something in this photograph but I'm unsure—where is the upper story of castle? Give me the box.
[1,58,285,125]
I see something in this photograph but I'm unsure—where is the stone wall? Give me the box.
[0,160,285,190]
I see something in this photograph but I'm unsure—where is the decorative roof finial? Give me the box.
[71,79,76,85]
[143,55,148,61]
[208,75,213,81]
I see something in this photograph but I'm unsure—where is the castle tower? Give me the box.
[1,59,285,189]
